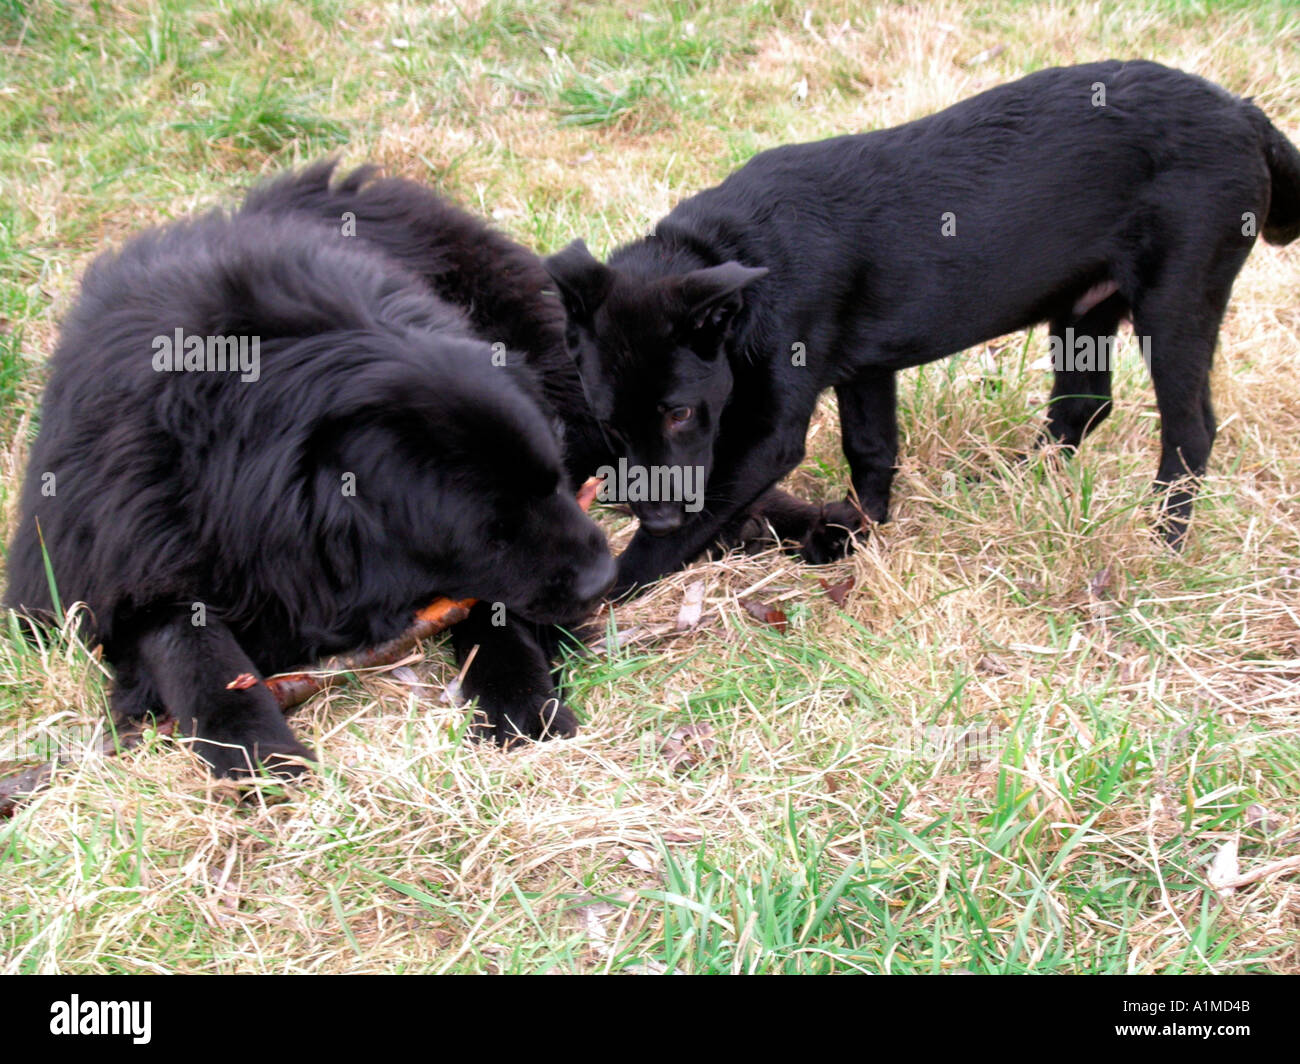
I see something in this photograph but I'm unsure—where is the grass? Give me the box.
[0,0,1298,973]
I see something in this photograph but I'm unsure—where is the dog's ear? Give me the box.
[545,239,613,321]
[677,262,768,342]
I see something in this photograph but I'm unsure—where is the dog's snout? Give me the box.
[573,552,617,603]
[637,503,684,536]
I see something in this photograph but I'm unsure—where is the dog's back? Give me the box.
[5,211,503,650]
[241,162,612,480]
[650,60,1296,356]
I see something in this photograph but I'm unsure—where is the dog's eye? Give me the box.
[668,406,693,425]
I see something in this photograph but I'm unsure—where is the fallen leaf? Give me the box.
[1212,853,1300,890]
[1206,837,1241,898]
[225,673,258,690]
[742,598,788,633]
[676,580,706,631]
[975,654,1009,676]
[1245,804,1276,833]
[578,900,614,949]
[966,43,1005,66]
[1088,567,1114,598]
[819,575,855,607]
[622,848,658,874]
[660,722,718,772]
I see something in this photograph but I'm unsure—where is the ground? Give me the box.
[0,0,1297,974]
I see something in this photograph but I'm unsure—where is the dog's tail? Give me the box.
[1247,106,1300,245]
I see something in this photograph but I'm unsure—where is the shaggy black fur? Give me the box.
[237,161,630,758]
[546,60,1300,594]
[5,172,615,778]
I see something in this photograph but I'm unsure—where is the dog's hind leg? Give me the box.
[1130,251,1245,548]
[1040,291,1129,452]
[129,609,313,779]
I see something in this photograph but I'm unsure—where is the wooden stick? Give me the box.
[256,597,475,710]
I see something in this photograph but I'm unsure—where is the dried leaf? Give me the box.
[1207,837,1241,898]
[742,598,788,633]
[1088,567,1114,598]
[1212,854,1300,890]
[676,580,706,632]
[579,900,614,951]
[966,43,1005,66]
[622,848,658,874]
[975,654,1009,676]
[819,575,855,607]
[226,673,259,691]
[660,722,718,772]
[1245,804,1276,833]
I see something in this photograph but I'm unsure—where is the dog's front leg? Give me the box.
[836,369,898,525]
[127,608,314,779]
[614,433,808,595]
[450,601,577,746]
[763,369,900,564]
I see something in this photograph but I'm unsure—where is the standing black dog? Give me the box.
[546,60,1300,594]
[5,178,615,778]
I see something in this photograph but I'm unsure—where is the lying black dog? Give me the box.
[238,161,623,748]
[546,60,1300,593]
[5,181,615,777]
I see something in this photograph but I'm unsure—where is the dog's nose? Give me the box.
[573,553,617,603]
[637,503,684,535]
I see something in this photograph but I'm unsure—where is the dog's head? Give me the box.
[315,334,615,627]
[544,239,766,535]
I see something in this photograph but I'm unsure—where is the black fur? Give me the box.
[546,60,1300,593]
[238,161,626,750]
[5,173,616,778]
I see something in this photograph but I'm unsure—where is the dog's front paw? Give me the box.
[472,697,579,748]
[195,733,315,781]
[185,707,315,780]
[799,501,863,564]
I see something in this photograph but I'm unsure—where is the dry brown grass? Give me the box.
[0,0,1297,973]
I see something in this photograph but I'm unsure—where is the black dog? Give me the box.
[5,182,615,778]
[546,60,1300,594]
[238,161,626,749]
